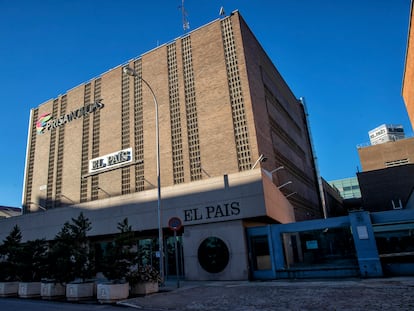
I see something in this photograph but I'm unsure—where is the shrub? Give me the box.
[126,264,161,285]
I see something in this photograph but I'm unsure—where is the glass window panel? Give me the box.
[282,227,357,269]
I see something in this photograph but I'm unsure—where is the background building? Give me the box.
[357,164,414,212]
[357,126,414,212]
[368,124,405,145]
[327,177,361,214]
[357,136,414,171]
[321,178,347,217]
[329,177,361,200]
[0,11,322,281]
[0,206,21,218]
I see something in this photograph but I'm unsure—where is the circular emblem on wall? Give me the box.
[36,113,52,134]
[197,237,229,273]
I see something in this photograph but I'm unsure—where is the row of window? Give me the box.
[167,43,185,184]
[132,60,145,192]
[221,18,251,171]
[46,99,59,208]
[91,78,102,200]
[182,36,202,181]
[80,84,92,203]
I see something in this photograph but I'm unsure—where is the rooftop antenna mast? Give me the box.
[219,6,226,17]
[180,0,190,32]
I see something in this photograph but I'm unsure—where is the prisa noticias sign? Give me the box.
[36,99,104,134]
[89,147,133,174]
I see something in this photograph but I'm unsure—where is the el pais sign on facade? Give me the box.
[89,147,133,174]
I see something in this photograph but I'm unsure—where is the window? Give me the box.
[281,227,357,269]
[385,159,409,167]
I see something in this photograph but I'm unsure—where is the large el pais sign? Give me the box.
[89,147,133,174]
[36,99,104,134]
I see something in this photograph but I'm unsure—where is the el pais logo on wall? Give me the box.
[89,147,133,174]
[36,99,104,134]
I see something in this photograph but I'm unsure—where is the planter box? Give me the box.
[131,282,159,295]
[66,282,94,301]
[41,282,65,300]
[97,282,129,303]
[0,282,19,297]
[18,282,41,298]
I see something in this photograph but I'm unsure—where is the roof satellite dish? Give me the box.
[219,6,225,16]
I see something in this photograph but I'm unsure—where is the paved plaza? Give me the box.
[121,277,414,310]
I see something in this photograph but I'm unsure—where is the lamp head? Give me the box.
[123,66,136,77]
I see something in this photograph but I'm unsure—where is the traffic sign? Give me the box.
[168,217,182,231]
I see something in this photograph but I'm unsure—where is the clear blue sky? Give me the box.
[0,0,411,208]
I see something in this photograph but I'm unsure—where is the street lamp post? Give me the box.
[123,66,164,283]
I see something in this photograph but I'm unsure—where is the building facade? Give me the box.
[403,1,414,130]
[4,11,322,281]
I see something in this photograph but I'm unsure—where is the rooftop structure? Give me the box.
[368,124,405,145]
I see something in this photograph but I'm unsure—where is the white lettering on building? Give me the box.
[89,147,133,174]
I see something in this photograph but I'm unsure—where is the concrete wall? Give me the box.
[183,220,249,280]
[0,170,272,242]
[238,14,322,220]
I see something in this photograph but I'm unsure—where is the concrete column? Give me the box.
[349,211,383,277]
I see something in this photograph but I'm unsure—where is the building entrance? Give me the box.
[246,211,414,280]
[138,235,185,281]
[247,226,276,280]
[165,235,185,280]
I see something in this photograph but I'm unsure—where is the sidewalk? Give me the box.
[119,277,414,311]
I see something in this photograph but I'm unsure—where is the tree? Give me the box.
[0,225,22,281]
[48,212,95,284]
[18,239,48,282]
[101,218,136,283]
[69,212,95,282]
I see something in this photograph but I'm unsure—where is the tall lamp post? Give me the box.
[123,66,164,282]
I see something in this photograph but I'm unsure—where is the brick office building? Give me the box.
[4,11,322,281]
[403,0,414,130]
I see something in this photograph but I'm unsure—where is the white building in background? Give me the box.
[369,124,405,145]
